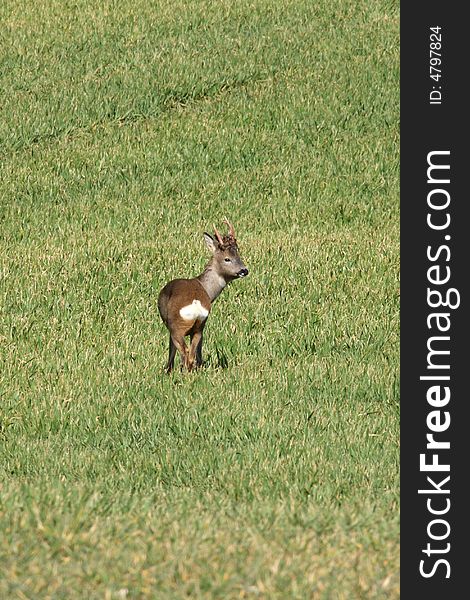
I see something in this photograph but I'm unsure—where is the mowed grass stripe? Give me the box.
[1,0,397,154]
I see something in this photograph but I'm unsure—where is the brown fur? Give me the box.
[158,278,211,337]
[158,220,248,373]
[158,279,211,372]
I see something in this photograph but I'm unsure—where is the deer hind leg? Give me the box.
[188,331,203,371]
[166,335,177,373]
[170,334,189,371]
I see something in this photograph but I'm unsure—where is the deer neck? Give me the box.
[197,262,227,302]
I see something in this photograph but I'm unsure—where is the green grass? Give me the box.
[0,0,399,597]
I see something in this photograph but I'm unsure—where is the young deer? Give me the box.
[158,219,248,372]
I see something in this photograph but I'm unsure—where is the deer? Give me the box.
[158,219,249,373]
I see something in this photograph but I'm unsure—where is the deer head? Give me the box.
[203,219,249,281]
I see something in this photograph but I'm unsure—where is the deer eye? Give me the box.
[224,257,231,262]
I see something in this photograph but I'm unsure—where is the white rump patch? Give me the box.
[179,300,209,321]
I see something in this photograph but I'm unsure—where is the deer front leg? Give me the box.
[195,333,203,367]
[166,335,177,373]
[188,331,203,371]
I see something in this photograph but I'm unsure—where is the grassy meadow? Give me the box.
[0,0,399,597]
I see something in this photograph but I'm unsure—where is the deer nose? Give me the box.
[238,268,249,278]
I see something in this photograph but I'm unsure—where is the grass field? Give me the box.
[0,0,399,597]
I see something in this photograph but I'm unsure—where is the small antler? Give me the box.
[223,218,236,241]
[213,224,224,247]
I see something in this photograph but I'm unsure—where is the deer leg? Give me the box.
[171,335,189,371]
[188,331,202,371]
[166,335,177,373]
[195,333,204,367]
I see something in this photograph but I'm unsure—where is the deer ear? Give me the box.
[203,232,217,253]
